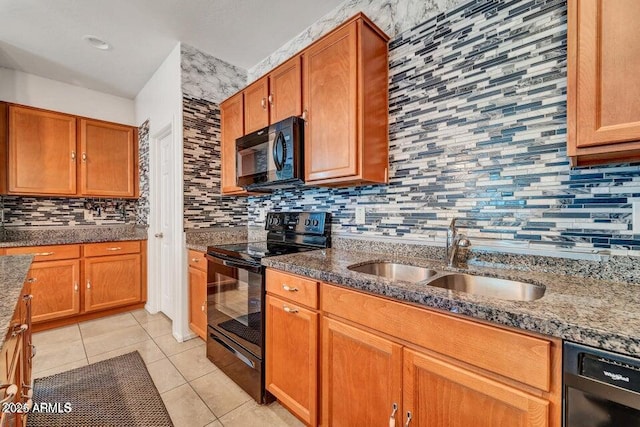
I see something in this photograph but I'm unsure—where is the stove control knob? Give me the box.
[313,219,319,226]
[304,219,311,226]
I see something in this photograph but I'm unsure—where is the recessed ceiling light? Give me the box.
[82,35,112,51]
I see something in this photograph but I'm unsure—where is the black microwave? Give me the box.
[236,116,304,191]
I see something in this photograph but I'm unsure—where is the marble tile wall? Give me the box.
[1,120,150,228]
[247,0,640,252]
[182,96,247,229]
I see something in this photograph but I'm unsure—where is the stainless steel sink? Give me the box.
[426,273,546,301]
[348,262,439,283]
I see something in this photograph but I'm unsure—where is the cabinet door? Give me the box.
[269,57,302,123]
[403,348,549,427]
[244,76,269,134]
[8,106,77,195]
[266,295,318,425]
[572,0,640,148]
[79,119,137,197]
[220,92,246,195]
[322,317,402,427]
[303,22,358,182]
[84,254,141,312]
[188,266,207,340]
[28,260,80,323]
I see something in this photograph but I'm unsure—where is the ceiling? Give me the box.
[0,0,344,99]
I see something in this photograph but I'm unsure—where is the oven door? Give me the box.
[206,255,263,358]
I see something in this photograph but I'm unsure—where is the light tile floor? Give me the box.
[32,310,303,427]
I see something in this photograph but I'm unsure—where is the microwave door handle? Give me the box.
[272,131,286,171]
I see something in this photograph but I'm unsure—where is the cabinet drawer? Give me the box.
[5,244,80,261]
[84,241,140,257]
[322,284,552,392]
[266,269,319,309]
[188,250,207,271]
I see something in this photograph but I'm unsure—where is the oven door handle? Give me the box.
[206,253,262,273]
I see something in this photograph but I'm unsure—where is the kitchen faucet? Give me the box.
[446,218,470,267]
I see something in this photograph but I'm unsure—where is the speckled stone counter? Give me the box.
[0,226,147,248]
[185,227,250,252]
[0,255,32,348]
[262,247,640,357]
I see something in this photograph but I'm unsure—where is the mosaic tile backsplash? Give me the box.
[248,0,640,252]
[182,96,247,229]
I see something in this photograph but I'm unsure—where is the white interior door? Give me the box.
[158,128,175,319]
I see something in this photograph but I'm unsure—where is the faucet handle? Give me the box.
[458,236,471,248]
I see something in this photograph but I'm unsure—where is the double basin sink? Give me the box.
[348,261,545,302]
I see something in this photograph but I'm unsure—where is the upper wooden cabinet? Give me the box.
[220,92,248,195]
[303,14,389,185]
[268,56,302,124]
[80,119,138,197]
[7,105,77,195]
[0,103,139,198]
[244,75,270,134]
[568,0,640,165]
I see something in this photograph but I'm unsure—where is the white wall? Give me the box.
[0,67,136,125]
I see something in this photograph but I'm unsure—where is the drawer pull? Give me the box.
[34,252,54,256]
[389,403,398,427]
[282,284,299,292]
[0,384,18,405]
[87,281,91,289]
[27,278,37,283]
[74,283,78,292]
[405,411,412,426]
[106,247,122,251]
[192,258,200,263]
[283,305,298,314]
[12,324,28,336]
[23,294,33,301]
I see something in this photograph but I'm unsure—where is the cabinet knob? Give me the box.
[283,305,298,314]
[389,403,398,427]
[71,151,76,160]
[0,384,18,405]
[405,411,412,426]
[268,94,273,105]
[201,301,206,312]
[11,324,28,336]
[282,284,299,292]
[192,258,200,263]
[74,283,78,292]
[87,281,91,289]
[26,277,37,284]
[261,97,267,109]
[301,109,308,122]
[82,152,87,162]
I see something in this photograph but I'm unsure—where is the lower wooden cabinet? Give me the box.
[322,317,402,426]
[28,259,80,323]
[83,253,141,312]
[188,250,208,340]
[265,295,318,425]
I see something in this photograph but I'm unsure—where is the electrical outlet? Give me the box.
[355,207,366,225]
[634,202,640,235]
[256,209,266,223]
[83,209,94,222]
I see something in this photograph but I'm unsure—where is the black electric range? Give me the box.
[205,211,331,404]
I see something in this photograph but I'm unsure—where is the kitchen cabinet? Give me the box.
[0,103,139,198]
[5,245,81,323]
[0,281,32,427]
[265,269,319,425]
[244,75,269,134]
[188,250,207,340]
[6,105,77,195]
[5,241,146,330]
[268,56,302,124]
[303,14,389,185]
[220,92,248,195]
[79,119,138,197]
[567,0,640,165]
[83,241,142,312]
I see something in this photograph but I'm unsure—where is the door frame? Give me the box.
[148,116,192,341]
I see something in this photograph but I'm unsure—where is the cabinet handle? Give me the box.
[405,411,412,426]
[74,283,78,292]
[301,109,308,122]
[261,97,267,109]
[0,384,18,405]
[11,324,28,337]
[26,277,37,283]
[82,152,87,162]
[268,94,273,105]
[192,258,200,263]
[283,305,298,314]
[34,252,54,256]
[87,281,91,289]
[30,344,36,360]
[23,294,33,302]
[106,247,121,251]
[389,403,398,427]
[201,301,206,312]
[282,284,299,292]
[71,151,76,160]
[155,232,164,238]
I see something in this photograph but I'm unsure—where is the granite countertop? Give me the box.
[0,255,33,348]
[262,248,640,357]
[0,226,148,248]
[185,227,250,252]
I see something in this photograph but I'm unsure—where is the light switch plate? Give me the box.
[355,207,366,225]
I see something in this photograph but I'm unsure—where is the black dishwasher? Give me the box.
[564,341,640,426]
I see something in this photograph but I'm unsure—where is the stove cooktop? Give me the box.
[207,241,320,264]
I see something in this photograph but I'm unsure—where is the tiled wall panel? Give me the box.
[247,0,640,251]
